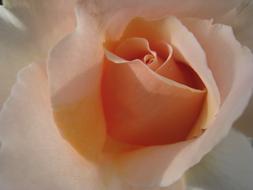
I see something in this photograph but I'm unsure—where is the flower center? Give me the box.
[101,37,206,146]
[143,54,157,65]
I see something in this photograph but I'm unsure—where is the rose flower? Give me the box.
[0,1,253,190]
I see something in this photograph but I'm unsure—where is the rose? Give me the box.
[0,1,253,190]
[101,17,217,147]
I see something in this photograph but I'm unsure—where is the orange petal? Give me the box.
[156,59,204,89]
[115,37,156,60]
[102,55,206,145]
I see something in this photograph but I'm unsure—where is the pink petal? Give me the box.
[47,10,106,159]
[0,63,104,190]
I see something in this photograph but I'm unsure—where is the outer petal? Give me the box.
[3,0,76,51]
[47,6,106,160]
[182,18,253,137]
[235,97,253,137]
[0,1,76,107]
[90,0,243,40]
[0,6,29,107]
[112,19,253,188]
[0,63,105,190]
[185,129,253,190]
[220,0,253,50]
[219,1,253,137]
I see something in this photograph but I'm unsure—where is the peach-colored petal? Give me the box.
[107,37,170,70]
[112,19,253,188]
[115,37,156,61]
[113,37,196,89]
[47,9,106,159]
[0,63,104,190]
[151,43,174,70]
[156,58,204,90]
[106,16,220,140]
[102,56,205,145]
[161,17,220,136]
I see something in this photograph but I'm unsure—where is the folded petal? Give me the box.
[0,63,104,190]
[113,18,253,188]
[161,17,220,136]
[182,17,253,129]
[185,129,253,190]
[48,9,106,160]
[102,56,205,145]
[0,1,76,107]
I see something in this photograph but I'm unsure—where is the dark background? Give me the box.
[0,0,2,5]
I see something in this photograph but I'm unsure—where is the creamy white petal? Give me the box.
[220,0,253,50]
[0,1,76,108]
[0,63,105,190]
[234,1,253,50]
[185,129,253,190]
[86,0,243,40]
[0,6,31,107]
[219,1,253,137]
[235,97,253,137]
[182,17,253,138]
[101,162,186,190]
[3,0,76,51]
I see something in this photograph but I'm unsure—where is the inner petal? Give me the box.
[143,54,156,65]
[101,55,206,145]
[113,37,204,90]
[102,36,206,146]
[115,37,156,61]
